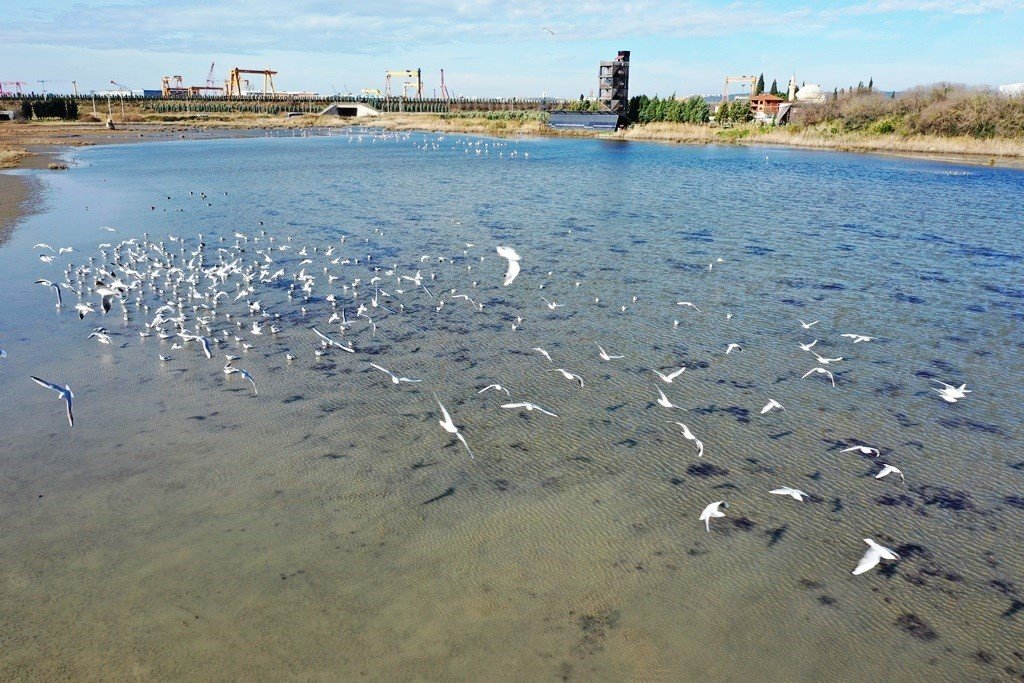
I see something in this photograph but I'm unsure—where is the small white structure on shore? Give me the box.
[999,83,1024,97]
[319,102,380,118]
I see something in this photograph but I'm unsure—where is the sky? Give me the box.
[2,1,1023,98]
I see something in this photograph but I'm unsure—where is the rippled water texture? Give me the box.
[1,132,1022,681]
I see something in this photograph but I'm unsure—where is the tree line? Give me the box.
[19,98,79,120]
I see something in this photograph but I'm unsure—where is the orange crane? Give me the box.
[226,68,276,98]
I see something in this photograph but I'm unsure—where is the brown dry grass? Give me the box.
[612,122,1024,160]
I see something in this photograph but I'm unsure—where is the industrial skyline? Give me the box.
[3,0,1023,98]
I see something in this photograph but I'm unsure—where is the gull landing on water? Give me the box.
[30,376,74,427]
[852,538,900,575]
[699,501,728,533]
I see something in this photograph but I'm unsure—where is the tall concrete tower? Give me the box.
[599,51,630,115]
[788,74,798,102]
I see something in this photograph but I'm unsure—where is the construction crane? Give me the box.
[361,88,382,97]
[37,79,79,97]
[161,75,186,97]
[385,69,422,98]
[0,81,27,96]
[205,61,216,88]
[108,80,131,121]
[226,68,276,98]
[439,69,450,100]
[721,75,758,105]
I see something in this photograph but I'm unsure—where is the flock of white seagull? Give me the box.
[11,186,974,578]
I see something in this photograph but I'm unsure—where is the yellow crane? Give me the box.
[721,75,758,105]
[227,68,277,98]
[385,69,422,98]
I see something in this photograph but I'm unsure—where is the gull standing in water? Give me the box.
[435,394,474,459]
[496,246,521,286]
[699,501,727,533]
[30,376,74,427]
[852,538,900,575]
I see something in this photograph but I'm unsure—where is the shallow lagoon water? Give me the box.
[0,132,1022,680]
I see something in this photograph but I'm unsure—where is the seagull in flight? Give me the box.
[852,538,900,575]
[312,326,355,353]
[435,393,474,459]
[760,399,785,414]
[812,351,843,364]
[224,364,257,394]
[532,347,552,362]
[653,367,686,383]
[87,330,112,345]
[478,383,511,396]
[799,319,819,329]
[802,367,835,387]
[676,301,701,312]
[549,368,584,387]
[841,334,874,343]
[595,343,623,361]
[668,421,703,457]
[496,246,521,286]
[725,343,742,355]
[74,303,95,320]
[932,379,970,403]
[541,26,555,35]
[30,376,74,427]
[35,279,63,308]
[876,464,905,482]
[655,386,679,409]
[799,340,818,351]
[699,501,728,533]
[502,401,558,417]
[770,487,808,501]
[369,363,422,385]
[842,445,880,457]
[541,297,562,311]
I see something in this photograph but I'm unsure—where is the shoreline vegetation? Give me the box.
[3,84,1024,237]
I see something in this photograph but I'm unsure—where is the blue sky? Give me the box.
[3,1,1023,97]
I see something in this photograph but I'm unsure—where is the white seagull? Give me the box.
[770,487,808,501]
[435,394,474,459]
[478,383,511,396]
[669,421,703,457]
[799,319,819,329]
[852,538,900,575]
[35,279,63,308]
[30,376,74,427]
[676,302,701,312]
[369,363,422,385]
[725,343,741,355]
[876,464,905,482]
[595,343,624,361]
[532,347,552,362]
[799,340,818,351]
[224,365,257,394]
[549,368,584,387]
[495,246,521,286]
[501,401,558,417]
[760,399,785,414]
[802,367,835,387]
[842,445,880,457]
[653,367,686,383]
[699,501,728,533]
[932,379,970,403]
[312,326,355,353]
[655,386,679,409]
[841,334,874,343]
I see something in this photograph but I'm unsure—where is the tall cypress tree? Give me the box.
[769,79,779,96]
[755,74,765,96]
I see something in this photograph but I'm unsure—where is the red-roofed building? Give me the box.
[749,93,784,116]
